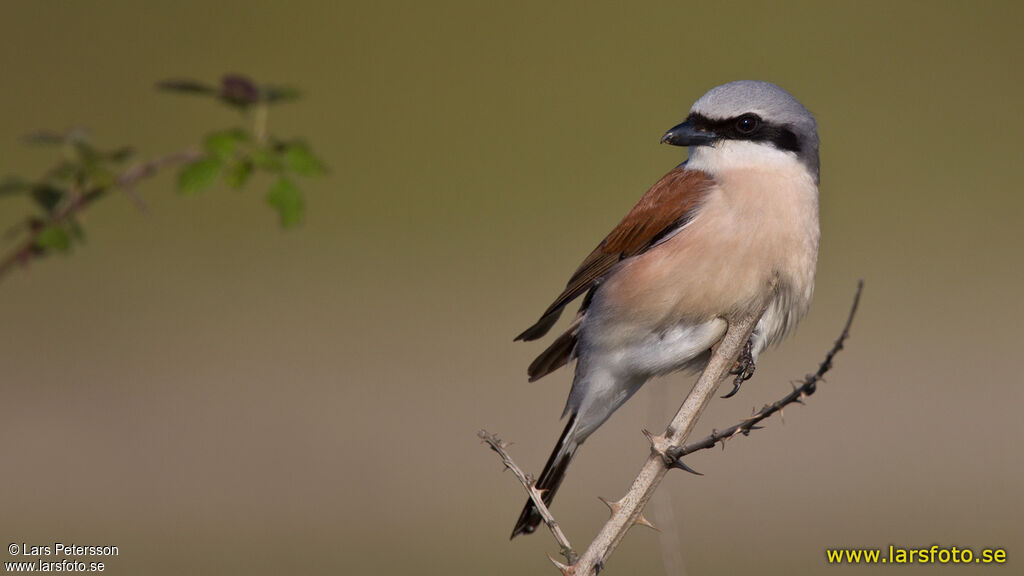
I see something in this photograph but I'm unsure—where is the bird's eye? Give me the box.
[735,114,760,135]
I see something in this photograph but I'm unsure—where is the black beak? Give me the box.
[660,119,716,147]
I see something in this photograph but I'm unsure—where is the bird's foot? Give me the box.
[722,338,756,399]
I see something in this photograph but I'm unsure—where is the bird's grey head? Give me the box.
[662,80,819,180]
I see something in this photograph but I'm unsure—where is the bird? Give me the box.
[510,80,820,538]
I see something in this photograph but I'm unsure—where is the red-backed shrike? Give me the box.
[511,81,820,538]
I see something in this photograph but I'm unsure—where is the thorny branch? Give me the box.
[482,280,862,575]
[0,150,202,284]
[570,298,766,576]
[669,279,863,467]
[478,430,578,564]
[117,149,202,209]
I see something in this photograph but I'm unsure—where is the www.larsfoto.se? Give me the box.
[827,545,1006,565]
[5,558,107,572]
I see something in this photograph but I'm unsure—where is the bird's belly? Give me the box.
[595,318,728,378]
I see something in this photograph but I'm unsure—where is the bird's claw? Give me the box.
[722,338,756,399]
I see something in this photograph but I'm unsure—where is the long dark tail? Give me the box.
[510,414,580,539]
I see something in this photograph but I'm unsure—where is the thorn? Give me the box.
[634,513,660,532]
[641,428,666,446]
[667,457,703,475]
[642,429,670,459]
[122,184,148,211]
[547,553,572,575]
[779,406,785,425]
[598,496,622,515]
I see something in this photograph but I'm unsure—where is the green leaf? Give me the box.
[204,129,249,160]
[31,184,66,213]
[262,85,301,105]
[85,164,116,189]
[265,178,303,227]
[177,156,223,195]
[67,219,86,241]
[34,225,72,252]
[251,147,283,173]
[156,79,217,96]
[282,141,326,176]
[224,160,253,189]
[73,139,99,164]
[22,130,67,146]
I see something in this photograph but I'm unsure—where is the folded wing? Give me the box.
[517,166,713,379]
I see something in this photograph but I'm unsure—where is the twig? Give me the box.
[116,148,202,210]
[478,430,578,566]
[671,280,863,460]
[254,103,269,145]
[487,281,862,575]
[572,298,769,576]
[0,149,202,284]
[117,148,202,194]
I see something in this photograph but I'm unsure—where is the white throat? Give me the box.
[686,140,804,177]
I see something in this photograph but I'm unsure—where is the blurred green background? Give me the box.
[2,1,1022,574]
